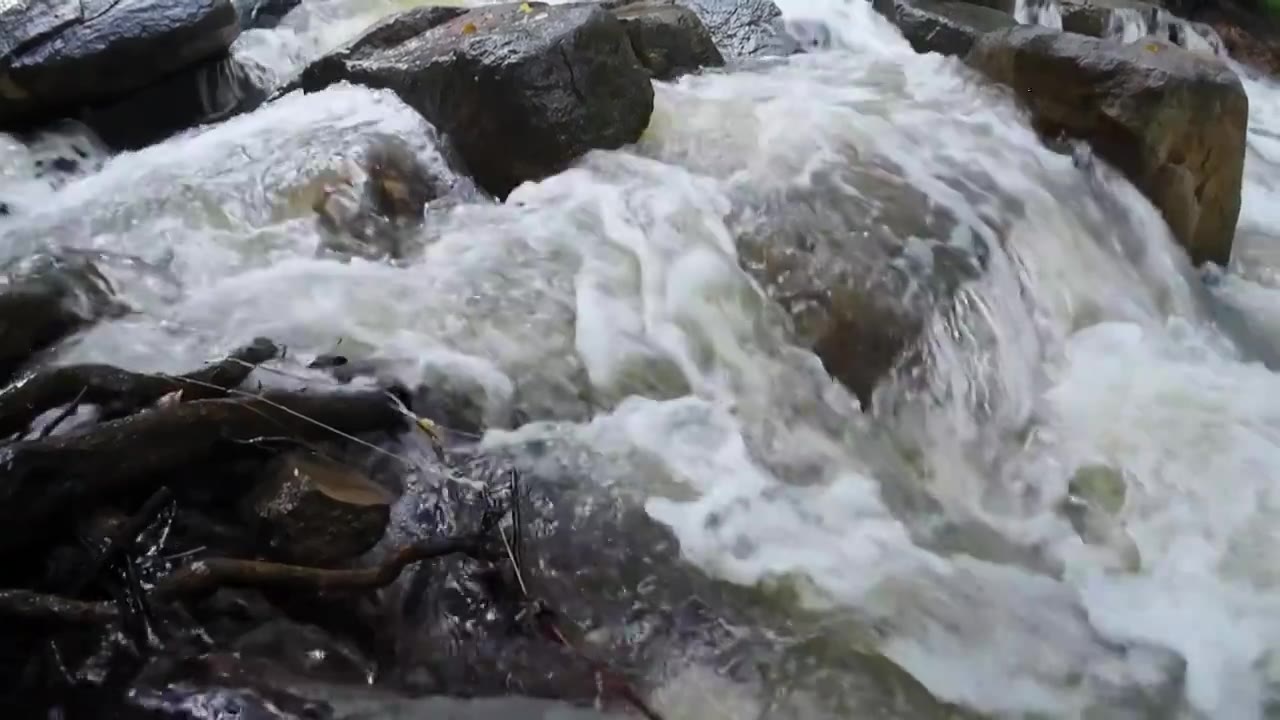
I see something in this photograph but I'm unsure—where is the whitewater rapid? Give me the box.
[3,0,1280,717]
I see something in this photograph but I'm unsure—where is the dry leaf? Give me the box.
[461,21,477,34]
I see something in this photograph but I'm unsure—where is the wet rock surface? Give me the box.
[245,452,394,567]
[873,0,1016,57]
[289,3,654,198]
[0,252,121,386]
[675,0,794,57]
[0,0,241,127]
[614,0,725,79]
[83,52,269,150]
[966,26,1248,266]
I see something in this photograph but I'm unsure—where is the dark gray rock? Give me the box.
[82,52,268,150]
[243,452,393,567]
[0,0,241,126]
[966,26,1248,265]
[290,3,654,198]
[873,0,1016,57]
[0,252,121,386]
[1061,0,1160,37]
[956,0,1017,14]
[614,0,724,79]
[679,0,793,57]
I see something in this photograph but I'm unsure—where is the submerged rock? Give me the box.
[966,26,1248,266]
[314,134,449,260]
[244,452,393,567]
[873,0,1016,57]
[614,0,725,79]
[290,3,654,198]
[0,253,120,386]
[0,0,240,127]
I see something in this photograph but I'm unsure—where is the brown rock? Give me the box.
[244,453,393,567]
[966,26,1248,266]
[873,0,1016,57]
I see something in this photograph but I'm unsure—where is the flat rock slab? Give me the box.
[873,0,1016,57]
[967,26,1248,266]
[244,452,393,567]
[291,2,654,198]
[0,0,240,125]
[614,0,724,79]
[677,0,792,57]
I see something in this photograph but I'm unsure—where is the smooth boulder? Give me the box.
[966,26,1247,266]
[873,0,1016,57]
[243,453,393,567]
[290,3,654,198]
[0,0,240,126]
[614,0,725,79]
[83,53,268,150]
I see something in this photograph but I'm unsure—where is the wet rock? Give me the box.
[676,0,794,57]
[233,0,303,29]
[290,3,654,198]
[966,26,1248,266]
[954,0,1017,13]
[314,134,449,260]
[233,618,375,684]
[734,162,986,407]
[244,452,393,567]
[614,0,725,79]
[0,253,120,386]
[83,52,268,150]
[21,119,110,188]
[0,0,241,127]
[1204,14,1280,75]
[1061,0,1153,37]
[873,0,1016,57]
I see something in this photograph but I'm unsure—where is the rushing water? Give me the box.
[4,0,1280,717]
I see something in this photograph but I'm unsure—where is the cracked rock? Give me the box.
[284,2,654,198]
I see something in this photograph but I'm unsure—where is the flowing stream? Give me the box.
[4,0,1280,717]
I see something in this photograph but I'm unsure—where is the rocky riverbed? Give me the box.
[1,0,1280,716]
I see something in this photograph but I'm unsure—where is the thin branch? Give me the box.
[151,534,486,602]
[0,589,118,625]
[37,386,86,439]
[70,487,174,595]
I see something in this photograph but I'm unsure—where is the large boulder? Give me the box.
[613,0,725,79]
[966,26,1248,266]
[676,0,794,56]
[82,52,268,150]
[289,3,654,198]
[873,0,1017,57]
[0,0,240,126]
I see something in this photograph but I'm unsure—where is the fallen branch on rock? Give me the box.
[0,590,119,625]
[151,534,490,602]
[0,388,407,555]
[0,337,280,439]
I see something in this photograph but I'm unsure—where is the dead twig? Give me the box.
[151,534,489,603]
[37,386,86,439]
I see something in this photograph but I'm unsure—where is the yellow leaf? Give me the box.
[1144,42,1161,53]
[461,21,477,34]
[519,2,533,11]
[416,416,442,441]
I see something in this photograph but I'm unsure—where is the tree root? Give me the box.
[0,389,408,555]
[151,535,488,602]
[0,337,280,439]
